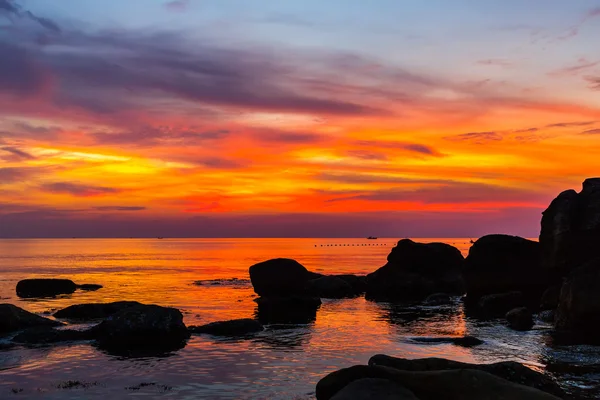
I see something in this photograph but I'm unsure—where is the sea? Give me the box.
[0,238,598,399]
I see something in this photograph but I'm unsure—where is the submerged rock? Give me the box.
[555,258,600,343]
[54,301,142,321]
[249,258,322,296]
[0,304,63,335]
[254,296,321,324]
[540,178,600,277]
[76,284,103,291]
[366,239,465,302]
[368,355,564,398]
[305,276,357,299]
[330,378,419,400]
[189,319,263,336]
[12,327,93,344]
[506,307,534,331]
[464,235,545,300]
[410,336,484,347]
[91,304,189,352]
[424,293,453,305]
[477,291,525,317]
[16,279,77,298]
[316,364,561,400]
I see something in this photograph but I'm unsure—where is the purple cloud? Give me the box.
[353,140,441,156]
[41,182,122,197]
[94,206,146,211]
[1,146,35,160]
[582,129,600,135]
[444,131,503,144]
[164,0,190,11]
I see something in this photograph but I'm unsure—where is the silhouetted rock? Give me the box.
[540,178,600,277]
[249,258,322,296]
[424,293,452,305]
[189,319,263,336]
[506,307,534,331]
[254,296,321,324]
[16,279,77,298]
[555,258,600,343]
[0,304,63,335]
[12,327,94,344]
[330,378,419,400]
[54,301,142,321]
[305,276,356,299]
[540,285,561,311]
[464,235,545,300]
[316,364,561,400]
[91,304,189,352]
[366,239,465,301]
[368,355,564,398]
[410,335,483,347]
[539,310,555,323]
[333,275,367,294]
[477,291,525,317]
[76,284,103,291]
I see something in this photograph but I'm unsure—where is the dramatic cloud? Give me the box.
[582,129,600,135]
[445,132,503,144]
[546,121,596,128]
[41,182,122,197]
[1,146,35,160]
[586,76,600,90]
[353,140,441,156]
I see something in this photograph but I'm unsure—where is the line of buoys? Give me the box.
[315,243,389,247]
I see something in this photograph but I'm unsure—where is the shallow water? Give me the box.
[0,238,598,399]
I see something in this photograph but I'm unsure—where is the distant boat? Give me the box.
[367,236,378,240]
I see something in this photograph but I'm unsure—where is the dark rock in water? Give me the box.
[189,319,263,336]
[76,284,103,291]
[12,327,94,344]
[316,364,561,400]
[91,304,189,352]
[539,310,555,323]
[330,378,419,400]
[333,275,367,294]
[16,279,77,298]
[410,336,484,347]
[477,291,524,317]
[540,285,561,311]
[0,304,63,334]
[506,307,534,331]
[464,235,545,300]
[540,178,600,277]
[424,293,452,305]
[54,301,142,321]
[366,239,465,302]
[555,258,600,343]
[368,355,565,398]
[249,258,322,296]
[305,276,356,299]
[254,296,321,324]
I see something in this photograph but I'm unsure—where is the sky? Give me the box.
[1,0,599,238]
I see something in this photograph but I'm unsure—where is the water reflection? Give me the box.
[253,326,313,350]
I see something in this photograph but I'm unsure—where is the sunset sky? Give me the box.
[1,0,599,238]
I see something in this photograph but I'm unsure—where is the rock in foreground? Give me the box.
[12,327,94,344]
[305,276,357,299]
[0,304,63,335]
[189,319,263,336]
[330,378,419,400]
[254,296,321,324]
[506,307,534,331]
[366,239,465,301]
[368,355,564,398]
[16,279,77,298]
[91,304,189,352]
[54,301,142,320]
[464,235,544,300]
[249,258,321,296]
[476,291,525,317]
[317,364,561,400]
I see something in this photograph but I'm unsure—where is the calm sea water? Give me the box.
[0,238,598,399]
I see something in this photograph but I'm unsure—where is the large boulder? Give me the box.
[249,258,321,296]
[16,279,77,298]
[330,378,419,400]
[316,364,561,400]
[189,319,263,336]
[54,301,142,321]
[464,235,545,300]
[365,239,465,301]
[506,307,534,331]
[334,275,367,294]
[540,285,561,311]
[0,304,63,335]
[305,276,356,299]
[540,178,600,277]
[555,258,600,343]
[368,356,564,398]
[91,304,189,352]
[254,296,321,324]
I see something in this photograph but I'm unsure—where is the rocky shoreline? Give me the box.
[2,178,600,399]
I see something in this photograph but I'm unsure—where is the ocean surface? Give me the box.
[0,238,598,399]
